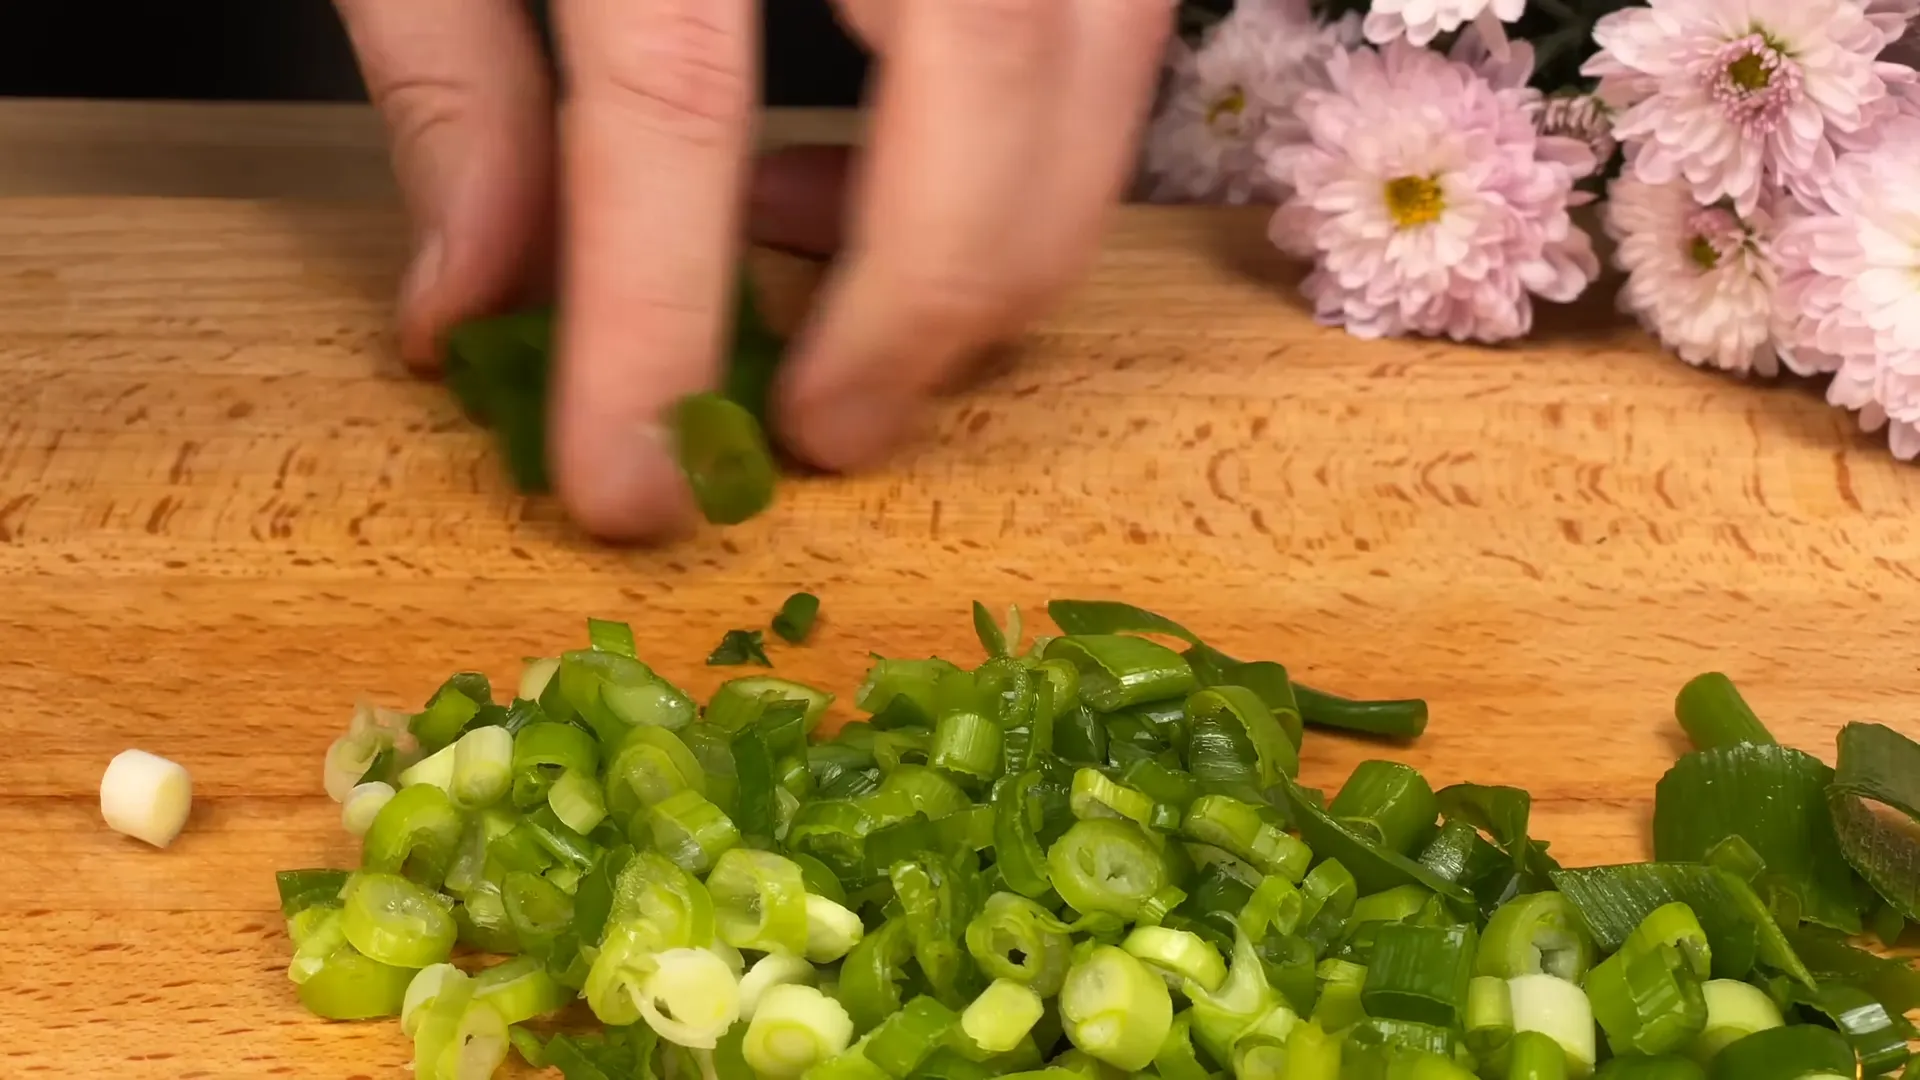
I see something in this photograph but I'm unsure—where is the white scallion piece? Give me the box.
[342,782,397,837]
[100,749,193,848]
[1508,972,1597,1078]
[637,947,741,1049]
[803,894,865,963]
[739,952,818,1021]
[519,657,560,702]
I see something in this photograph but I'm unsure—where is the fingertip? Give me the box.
[776,339,929,472]
[395,232,447,371]
[552,418,700,544]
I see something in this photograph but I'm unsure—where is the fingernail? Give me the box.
[563,421,696,543]
[396,232,445,367]
[798,389,918,472]
[400,232,444,315]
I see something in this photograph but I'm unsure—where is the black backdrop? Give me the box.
[0,1,870,106]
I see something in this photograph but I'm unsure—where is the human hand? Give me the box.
[334,0,1173,541]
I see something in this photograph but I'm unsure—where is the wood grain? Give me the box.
[1,102,1917,1078]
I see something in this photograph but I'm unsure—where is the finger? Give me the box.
[831,0,894,47]
[1029,0,1172,283]
[550,0,758,541]
[334,0,553,370]
[749,145,855,257]
[777,0,1071,471]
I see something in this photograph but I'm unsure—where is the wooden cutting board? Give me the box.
[0,102,1915,1078]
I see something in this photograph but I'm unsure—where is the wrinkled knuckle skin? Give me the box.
[369,75,476,156]
[591,2,752,147]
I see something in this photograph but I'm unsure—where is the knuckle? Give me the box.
[370,74,474,152]
[939,0,1060,54]
[586,2,752,146]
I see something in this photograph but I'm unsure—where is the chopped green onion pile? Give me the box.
[278,604,1920,1080]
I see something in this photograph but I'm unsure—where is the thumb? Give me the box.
[335,0,555,369]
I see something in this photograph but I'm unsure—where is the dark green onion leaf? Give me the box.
[1785,978,1914,1077]
[1045,599,1202,644]
[1045,598,1423,740]
[1549,864,1812,987]
[275,868,350,917]
[671,391,777,526]
[1281,774,1475,912]
[771,592,821,644]
[1786,925,1920,1014]
[1293,684,1429,740]
[707,629,772,668]
[1706,1024,1855,1080]
[1674,673,1774,752]
[973,601,1009,658]
[1829,722,1920,921]
[1653,743,1861,933]
[442,308,557,492]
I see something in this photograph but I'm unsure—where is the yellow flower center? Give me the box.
[1384,176,1445,229]
[1206,86,1247,130]
[1726,52,1771,92]
[1689,236,1721,271]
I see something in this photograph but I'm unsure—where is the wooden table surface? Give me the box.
[1,99,1916,1078]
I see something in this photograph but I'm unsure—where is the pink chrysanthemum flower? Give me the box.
[1265,37,1600,343]
[1774,116,1920,459]
[1139,0,1357,204]
[1363,0,1525,48]
[1583,0,1908,216]
[1605,175,1782,376]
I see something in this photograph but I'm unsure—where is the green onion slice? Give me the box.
[1673,673,1774,751]
[1047,818,1170,921]
[672,392,778,526]
[964,892,1074,997]
[1059,944,1175,1072]
[1282,774,1475,910]
[609,849,716,952]
[1043,634,1198,713]
[360,782,465,889]
[839,918,915,1035]
[707,847,810,955]
[773,593,822,644]
[1329,761,1440,859]
[1478,891,1595,982]
[1362,922,1478,1028]
[338,870,457,970]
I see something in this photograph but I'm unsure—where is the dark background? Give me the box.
[0,1,872,105]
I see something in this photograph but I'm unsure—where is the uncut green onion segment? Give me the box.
[278,600,1918,1079]
[441,272,787,526]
